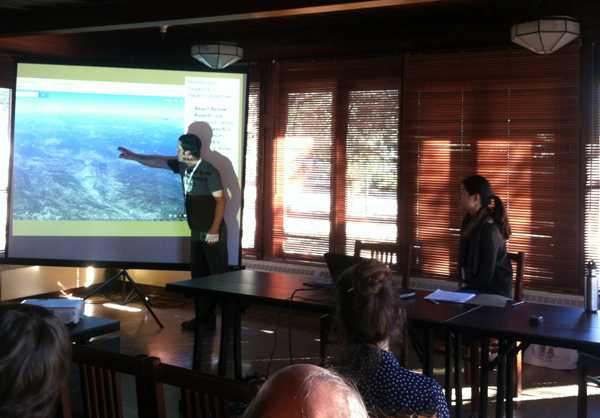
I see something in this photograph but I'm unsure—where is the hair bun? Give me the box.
[355,261,391,294]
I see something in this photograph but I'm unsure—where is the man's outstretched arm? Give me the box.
[118,146,175,169]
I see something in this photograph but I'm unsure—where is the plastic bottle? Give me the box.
[585,260,598,313]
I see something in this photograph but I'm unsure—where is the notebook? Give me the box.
[424,289,476,304]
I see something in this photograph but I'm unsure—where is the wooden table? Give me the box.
[68,315,120,343]
[447,302,600,418]
[165,270,480,381]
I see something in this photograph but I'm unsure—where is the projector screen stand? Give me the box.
[83,269,163,328]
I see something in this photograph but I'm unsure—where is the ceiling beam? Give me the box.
[12,0,447,35]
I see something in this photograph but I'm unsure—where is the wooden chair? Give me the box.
[508,251,525,302]
[152,362,258,418]
[58,385,73,418]
[71,345,159,418]
[509,251,526,396]
[354,240,412,290]
[467,251,527,412]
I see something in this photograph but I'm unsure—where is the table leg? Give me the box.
[424,327,434,377]
[453,332,463,418]
[496,339,506,418]
[578,354,588,418]
[506,341,515,418]
[470,343,480,416]
[233,299,243,380]
[218,299,229,377]
[479,337,490,418]
[445,331,453,407]
[319,315,331,366]
[409,325,425,366]
[192,297,204,370]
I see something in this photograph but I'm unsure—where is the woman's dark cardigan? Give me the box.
[458,212,513,298]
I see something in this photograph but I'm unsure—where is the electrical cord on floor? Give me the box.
[265,287,318,377]
[265,307,284,377]
[287,287,328,367]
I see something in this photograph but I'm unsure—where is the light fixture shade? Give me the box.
[511,16,580,55]
[191,42,243,69]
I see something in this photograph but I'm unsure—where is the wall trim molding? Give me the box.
[242,258,584,308]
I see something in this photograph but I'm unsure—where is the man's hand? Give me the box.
[205,233,219,244]
[118,146,138,160]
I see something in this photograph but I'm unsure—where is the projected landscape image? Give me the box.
[12,92,186,222]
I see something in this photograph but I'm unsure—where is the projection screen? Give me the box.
[6,62,247,267]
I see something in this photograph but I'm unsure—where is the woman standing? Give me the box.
[458,175,513,297]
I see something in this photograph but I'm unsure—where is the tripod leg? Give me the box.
[123,287,136,305]
[82,270,122,300]
[123,271,164,328]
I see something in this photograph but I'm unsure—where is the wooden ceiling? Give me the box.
[0,0,595,64]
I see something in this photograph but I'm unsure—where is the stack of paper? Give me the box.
[424,289,476,304]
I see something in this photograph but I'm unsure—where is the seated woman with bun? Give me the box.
[335,260,449,418]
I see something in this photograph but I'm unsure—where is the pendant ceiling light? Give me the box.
[191,42,243,70]
[511,16,580,55]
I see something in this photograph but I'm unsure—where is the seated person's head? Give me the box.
[336,260,404,347]
[243,363,368,418]
[0,304,71,418]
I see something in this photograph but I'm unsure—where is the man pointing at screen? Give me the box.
[118,131,227,330]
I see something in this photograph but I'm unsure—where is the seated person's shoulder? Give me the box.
[482,217,503,240]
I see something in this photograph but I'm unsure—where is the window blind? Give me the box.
[345,88,399,255]
[404,48,580,291]
[269,59,402,260]
[242,81,260,252]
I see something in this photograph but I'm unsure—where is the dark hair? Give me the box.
[0,304,71,418]
[462,174,511,239]
[179,133,202,158]
[336,260,404,346]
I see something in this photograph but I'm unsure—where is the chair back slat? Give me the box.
[79,360,124,418]
[181,387,229,418]
[154,363,257,418]
[73,346,158,418]
[354,240,411,290]
[508,251,526,301]
[355,240,400,266]
[58,385,73,418]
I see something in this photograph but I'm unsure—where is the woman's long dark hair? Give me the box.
[462,174,511,239]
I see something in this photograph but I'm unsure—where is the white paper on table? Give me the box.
[424,289,476,304]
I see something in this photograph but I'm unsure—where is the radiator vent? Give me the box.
[241,259,584,308]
